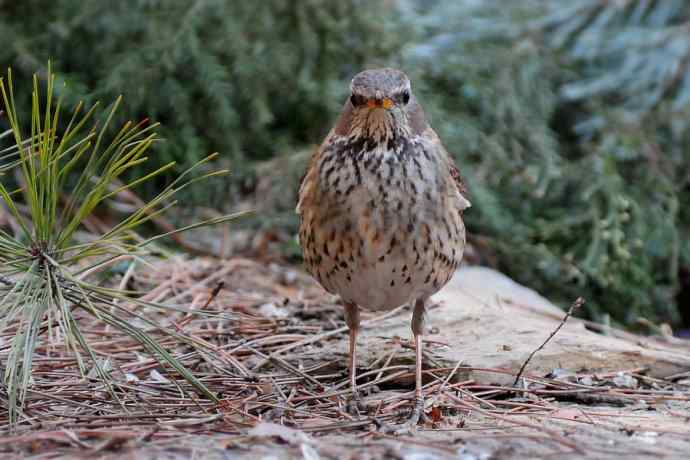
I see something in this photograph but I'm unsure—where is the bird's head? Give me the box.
[338,68,425,143]
[349,68,411,111]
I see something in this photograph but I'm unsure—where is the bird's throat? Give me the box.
[349,108,407,145]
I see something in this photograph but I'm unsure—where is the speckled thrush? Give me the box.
[297,68,471,427]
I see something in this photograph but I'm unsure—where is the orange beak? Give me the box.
[366,98,394,109]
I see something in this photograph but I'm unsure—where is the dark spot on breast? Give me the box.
[319,154,335,174]
[443,219,452,239]
[324,165,336,181]
[374,155,384,171]
[387,237,397,254]
[364,156,374,170]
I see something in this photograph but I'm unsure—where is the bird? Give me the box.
[296,68,470,428]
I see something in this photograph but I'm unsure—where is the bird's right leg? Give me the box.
[343,302,364,414]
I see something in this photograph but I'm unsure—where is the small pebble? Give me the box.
[612,372,638,389]
[259,302,288,318]
[578,375,594,386]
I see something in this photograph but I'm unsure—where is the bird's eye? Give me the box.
[401,91,410,105]
[350,94,361,106]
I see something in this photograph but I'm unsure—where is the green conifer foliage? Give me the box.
[0,0,402,182]
[2,0,688,326]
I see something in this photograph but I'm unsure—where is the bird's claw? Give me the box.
[396,396,426,432]
[375,396,426,434]
[345,393,367,416]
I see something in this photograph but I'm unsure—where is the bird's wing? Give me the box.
[449,159,471,211]
[296,159,312,214]
[423,127,471,211]
[449,161,471,210]
[296,130,333,215]
[296,150,317,214]
[297,100,352,214]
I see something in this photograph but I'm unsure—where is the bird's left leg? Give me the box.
[343,302,364,414]
[373,298,430,434]
[381,298,429,434]
[407,297,428,426]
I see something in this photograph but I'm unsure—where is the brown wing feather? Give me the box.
[297,99,353,213]
[450,161,468,196]
[422,126,470,206]
[296,145,320,214]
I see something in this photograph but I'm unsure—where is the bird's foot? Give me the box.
[345,392,367,416]
[407,395,427,425]
[375,396,427,434]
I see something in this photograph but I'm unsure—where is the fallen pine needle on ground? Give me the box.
[0,257,688,459]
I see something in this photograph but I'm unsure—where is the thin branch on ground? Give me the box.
[513,297,585,386]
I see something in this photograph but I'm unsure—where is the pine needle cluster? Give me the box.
[0,64,241,425]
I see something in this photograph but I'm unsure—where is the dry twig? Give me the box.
[513,297,585,386]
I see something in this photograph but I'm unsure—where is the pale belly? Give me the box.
[302,184,465,311]
[329,253,440,311]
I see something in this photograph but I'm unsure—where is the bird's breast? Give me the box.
[298,136,465,310]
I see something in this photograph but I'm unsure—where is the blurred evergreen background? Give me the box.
[1,0,689,330]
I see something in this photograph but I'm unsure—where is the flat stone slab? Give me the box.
[336,266,690,385]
